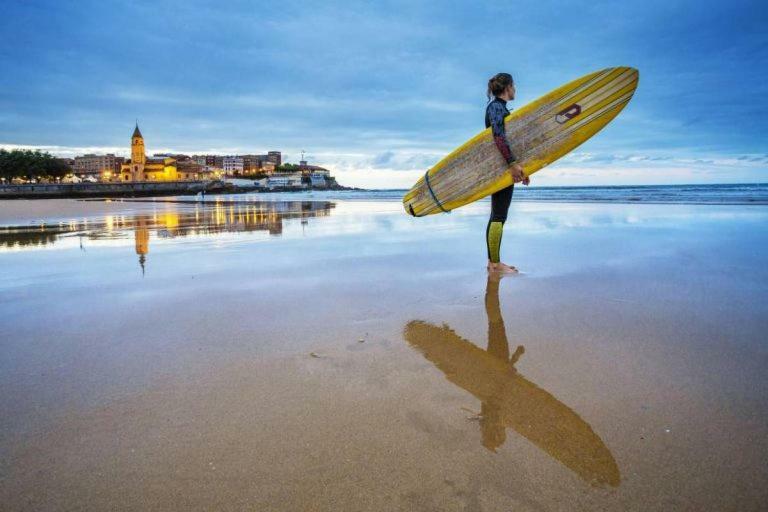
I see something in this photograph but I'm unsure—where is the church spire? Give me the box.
[131,121,146,166]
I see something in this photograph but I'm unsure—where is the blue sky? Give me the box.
[1,0,766,188]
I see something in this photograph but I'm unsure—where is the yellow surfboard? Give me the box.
[403,67,639,216]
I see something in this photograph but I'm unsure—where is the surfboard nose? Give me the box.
[621,66,639,82]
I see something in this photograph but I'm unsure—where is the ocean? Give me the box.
[203,183,768,205]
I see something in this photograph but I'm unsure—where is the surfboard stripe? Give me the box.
[522,73,638,155]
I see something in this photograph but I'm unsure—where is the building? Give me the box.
[295,158,334,188]
[73,153,124,180]
[267,151,281,166]
[267,172,303,189]
[303,166,329,176]
[298,159,331,177]
[193,155,218,168]
[237,152,282,174]
[177,160,212,180]
[120,124,179,182]
[154,153,191,162]
[309,173,327,187]
[192,155,222,177]
[223,156,244,175]
[241,155,264,174]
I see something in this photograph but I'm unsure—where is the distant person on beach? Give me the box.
[485,72,530,273]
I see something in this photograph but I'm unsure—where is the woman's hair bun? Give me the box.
[487,72,514,100]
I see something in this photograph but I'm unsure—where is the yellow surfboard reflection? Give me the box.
[403,276,620,487]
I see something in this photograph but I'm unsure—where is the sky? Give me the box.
[0,0,766,188]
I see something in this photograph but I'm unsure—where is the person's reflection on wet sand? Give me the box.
[403,274,620,487]
[480,274,525,450]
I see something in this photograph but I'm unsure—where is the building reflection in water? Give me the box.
[403,275,620,487]
[134,216,149,275]
[0,200,335,273]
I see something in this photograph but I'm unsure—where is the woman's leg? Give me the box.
[486,184,514,269]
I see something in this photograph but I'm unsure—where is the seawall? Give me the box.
[0,180,224,199]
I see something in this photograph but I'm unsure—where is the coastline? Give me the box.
[0,180,217,199]
[0,180,361,200]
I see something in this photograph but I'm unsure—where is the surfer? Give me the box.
[485,72,529,273]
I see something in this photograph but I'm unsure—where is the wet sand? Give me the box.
[1,197,767,511]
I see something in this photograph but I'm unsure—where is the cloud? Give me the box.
[0,143,130,158]
[558,151,768,168]
[105,87,474,114]
[1,0,766,187]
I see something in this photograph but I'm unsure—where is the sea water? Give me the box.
[187,183,768,204]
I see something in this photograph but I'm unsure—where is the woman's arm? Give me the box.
[488,102,528,184]
[487,102,517,164]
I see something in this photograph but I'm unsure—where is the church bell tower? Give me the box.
[131,122,146,166]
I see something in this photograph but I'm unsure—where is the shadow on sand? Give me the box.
[403,274,620,487]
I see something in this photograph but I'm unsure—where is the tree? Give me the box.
[276,163,301,173]
[0,149,71,180]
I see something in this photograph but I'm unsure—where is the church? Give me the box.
[120,124,179,182]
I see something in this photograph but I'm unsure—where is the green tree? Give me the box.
[276,163,301,173]
[0,149,70,180]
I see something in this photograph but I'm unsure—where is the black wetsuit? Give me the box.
[485,96,517,261]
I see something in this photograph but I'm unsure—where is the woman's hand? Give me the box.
[509,163,529,185]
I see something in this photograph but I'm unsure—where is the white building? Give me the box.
[309,173,327,187]
[267,173,304,189]
[223,156,244,174]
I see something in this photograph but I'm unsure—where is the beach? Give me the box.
[1,193,767,511]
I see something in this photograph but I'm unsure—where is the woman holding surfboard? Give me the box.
[485,72,529,274]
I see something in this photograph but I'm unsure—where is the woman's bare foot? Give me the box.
[487,261,519,274]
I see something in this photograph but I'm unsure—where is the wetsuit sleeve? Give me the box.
[487,102,517,164]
